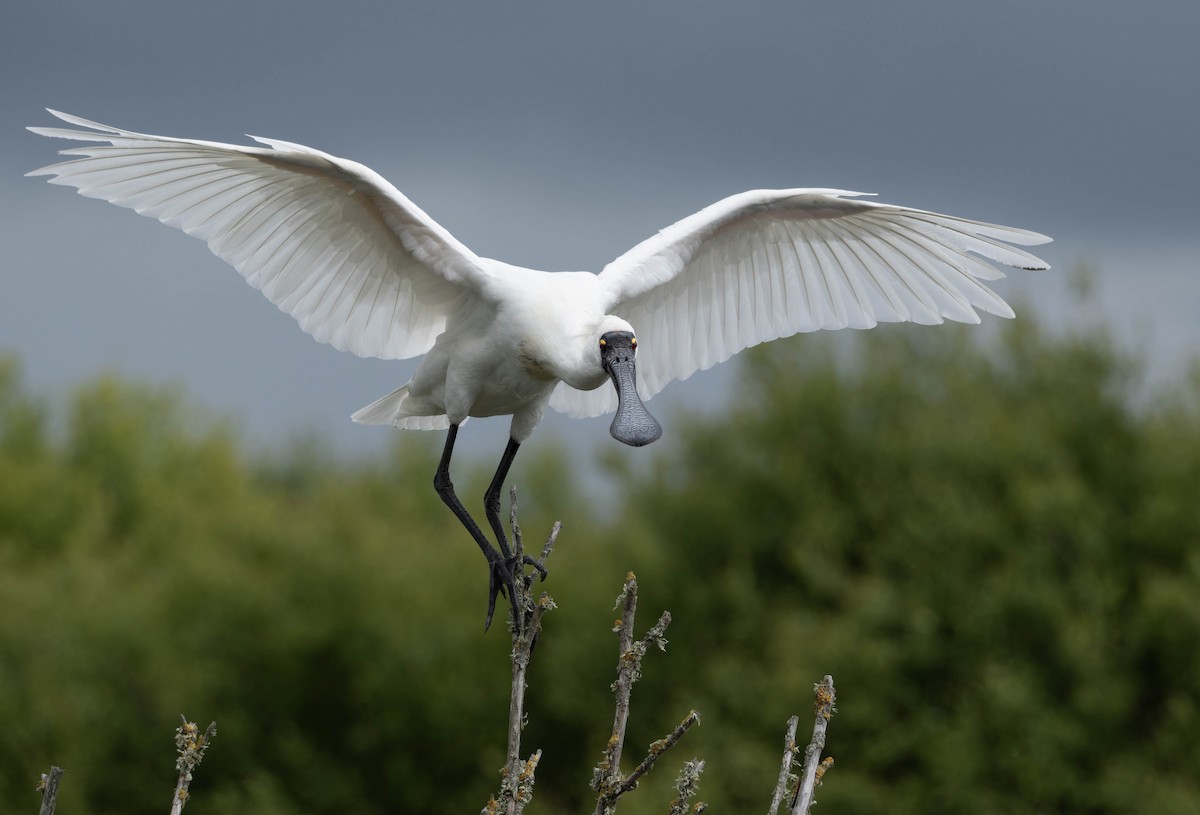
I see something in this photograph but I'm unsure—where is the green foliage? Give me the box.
[1,311,1198,814]
[610,321,1200,814]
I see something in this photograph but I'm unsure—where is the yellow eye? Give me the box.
[631,337,637,349]
[599,338,607,347]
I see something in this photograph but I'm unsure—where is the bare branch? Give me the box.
[667,758,706,815]
[509,486,558,595]
[509,485,527,569]
[591,572,641,811]
[537,520,561,567]
[592,573,695,815]
[36,766,64,815]
[768,716,800,815]
[790,676,837,815]
[486,488,559,814]
[170,716,216,815]
[484,749,543,815]
[615,710,701,798]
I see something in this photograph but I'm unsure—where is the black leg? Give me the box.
[483,438,549,586]
[483,438,520,557]
[433,424,519,631]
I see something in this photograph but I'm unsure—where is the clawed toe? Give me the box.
[483,553,550,632]
[521,554,548,588]
[484,556,522,633]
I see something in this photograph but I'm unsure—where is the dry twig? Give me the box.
[667,758,707,815]
[591,573,700,815]
[484,487,559,815]
[615,709,701,800]
[767,716,800,815]
[36,766,64,815]
[170,716,216,815]
[773,675,836,815]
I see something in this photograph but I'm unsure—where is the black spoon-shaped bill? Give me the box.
[600,331,662,447]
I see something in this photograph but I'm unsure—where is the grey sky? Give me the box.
[3,1,1198,463]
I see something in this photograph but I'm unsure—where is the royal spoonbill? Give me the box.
[29,110,1050,630]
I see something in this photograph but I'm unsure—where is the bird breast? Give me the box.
[517,340,560,381]
[486,268,611,392]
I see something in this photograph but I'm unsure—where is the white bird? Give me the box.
[29,110,1050,629]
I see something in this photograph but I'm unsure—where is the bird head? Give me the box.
[598,326,662,447]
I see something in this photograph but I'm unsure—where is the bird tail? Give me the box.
[351,385,451,431]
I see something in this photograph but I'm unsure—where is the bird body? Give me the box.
[351,265,626,442]
[29,110,1051,629]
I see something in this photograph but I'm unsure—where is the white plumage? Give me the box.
[29,110,1050,437]
[29,109,1050,627]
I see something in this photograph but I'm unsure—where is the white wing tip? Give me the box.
[1014,229,1053,247]
[783,188,877,200]
[40,109,119,132]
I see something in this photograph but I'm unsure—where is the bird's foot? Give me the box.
[484,554,550,633]
[484,554,522,633]
[521,554,548,588]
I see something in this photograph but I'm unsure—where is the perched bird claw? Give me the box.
[484,555,522,634]
[521,554,548,588]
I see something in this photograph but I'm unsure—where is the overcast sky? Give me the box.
[3,1,1198,465]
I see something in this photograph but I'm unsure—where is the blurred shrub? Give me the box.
[0,311,1197,814]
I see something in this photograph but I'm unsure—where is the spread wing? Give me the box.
[551,188,1050,419]
[28,110,495,360]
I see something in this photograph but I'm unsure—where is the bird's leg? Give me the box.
[483,439,548,586]
[434,424,519,631]
[483,438,520,560]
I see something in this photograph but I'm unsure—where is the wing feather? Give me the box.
[816,222,876,329]
[28,110,494,360]
[558,189,1050,418]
